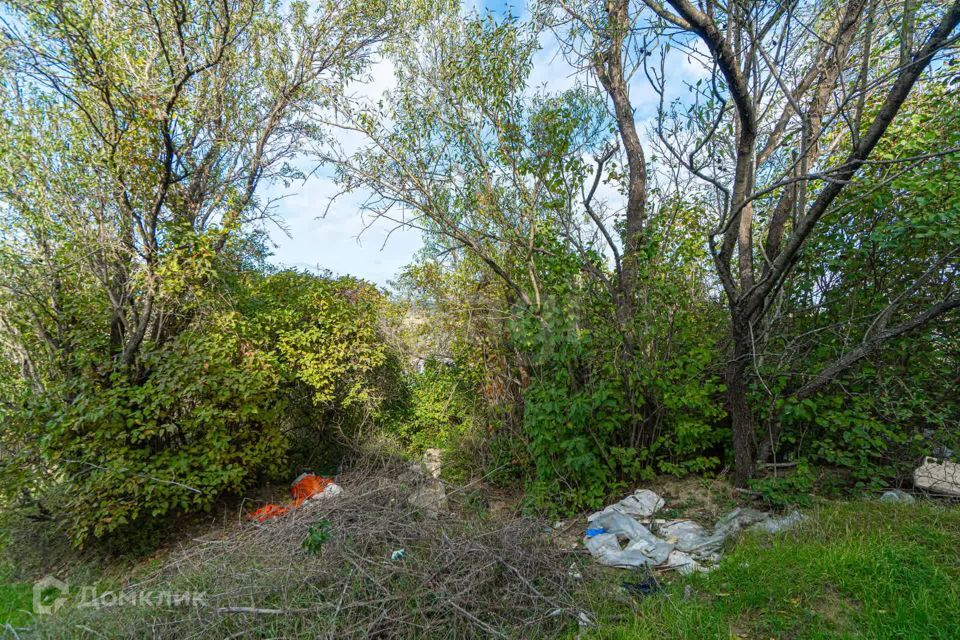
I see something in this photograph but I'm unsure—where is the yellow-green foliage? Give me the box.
[0,269,398,547]
[247,271,391,413]
[32,316,288,545]
[392,359,475,454]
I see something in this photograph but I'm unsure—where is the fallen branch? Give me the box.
[215,606,313,615]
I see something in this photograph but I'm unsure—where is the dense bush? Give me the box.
[0,269,400,547]
[518,299,632,512]
[2,0,957,559]
[511,206,728,513]
[396,212,730,516]
[241,271,398,434]
[24,319,287,544]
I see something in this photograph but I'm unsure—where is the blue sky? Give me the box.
[263,0,704,286]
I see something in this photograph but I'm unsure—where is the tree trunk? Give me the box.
[726,316,755,487]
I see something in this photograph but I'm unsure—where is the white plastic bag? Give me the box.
[913,457,960,496]
[584,509,674,568]
[587,489,665,522]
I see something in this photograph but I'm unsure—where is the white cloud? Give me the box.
[264,167,422,285]
[527,27,579,95]
[262,49,417,286]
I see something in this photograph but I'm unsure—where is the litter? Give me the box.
[583,490,806,571]
[247,473,342,522]
[662,550,706,576]
[622,575,660,598]
[549,608,593,628]
[584,530,674,568]
[584,508,674,568]
[713,507,771,537]
[248,503,289,522]
[879,489,916,504]
[391,549,407,561]
[913,457,960,496]
[750,510,807,533]
[657,519,723,562]
[399,451,448,517]
[587,489,665,522]
[655,508,769,563]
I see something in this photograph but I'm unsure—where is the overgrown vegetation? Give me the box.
[0,0,401,547]
[0,0,958,636]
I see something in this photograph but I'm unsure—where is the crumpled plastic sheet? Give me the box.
[750,509,807,533]
[584,510,674,568]
[587,489,665,522]
[583,491,806,571]
[879,489,915,504]
[913,456,960,496]
[662,550,703,575]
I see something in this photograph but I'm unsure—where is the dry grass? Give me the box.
[33,460,588,639]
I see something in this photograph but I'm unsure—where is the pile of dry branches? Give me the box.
[52,461,589,639]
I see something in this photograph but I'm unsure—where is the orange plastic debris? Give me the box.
[246,473,335,521]
[247,503,289,522]
[290,473,333,507]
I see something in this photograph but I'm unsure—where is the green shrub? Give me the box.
[240,271,400,451]
[302,519,332,555]
[0,270,401,548]
[390,359,475,454]
[749,462,815,509]
[18,314,287,546]
[514,298,634,514]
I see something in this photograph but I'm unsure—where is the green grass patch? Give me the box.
[583,500,960,639]
[0,568,33,628]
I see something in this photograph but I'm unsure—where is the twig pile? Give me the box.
[76,461,586,639]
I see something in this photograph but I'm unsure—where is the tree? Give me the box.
[0,0,398,543]
[642,0,960,485]
[754,82,960,476]
[333,6,728,506]
[327,1,958,492]
[0,0,395,378]
[330,9,605,310]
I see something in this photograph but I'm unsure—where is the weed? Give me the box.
[302,519,332,554]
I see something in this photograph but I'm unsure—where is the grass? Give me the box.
[4,494,958,638]
[0,565,32,629]
[0,513,150,636]
[582,500,960,640]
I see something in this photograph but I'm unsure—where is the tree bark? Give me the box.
[595,0,647,343]
[726,313,755,487]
